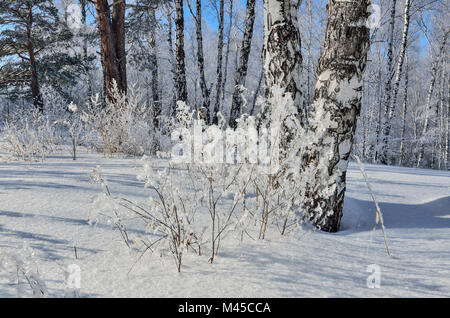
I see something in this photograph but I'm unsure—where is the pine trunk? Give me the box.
[112,0,127,95]
[94,0,127,100]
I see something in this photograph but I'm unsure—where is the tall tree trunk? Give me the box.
[112,0,127,95]
[305,0,314,106]
[373,54,383,163]
[175,0,188,103]
[228,0,256,128]
[416,30,449,167]
[379,0,397,164]
[262,0,304,120]
[385,0,410,158]
[149,4,160,155]
[212,0,225,125]
[26,5,43,112]
[445,76,449,169]
[94,0,127,100]
[302,0,371,232]
[190,0,210,122]
[80,0,92,100]
[165,4,178,116]
[221,0,234,102]
[398,53,408,166]
[436,50,445,169]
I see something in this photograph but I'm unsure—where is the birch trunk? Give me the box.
[212,0,225,125]
[165,5,178,116]
[416,30,449,167]
[189,0,211,121]
[80,0,92,100]
[302,0,371,232]
[262,0,304,119]
[221,0,234,101]
[437,52,444,169]
[149,4,160,155]
[445,76,449,169]
[398,53,408,166]
[25,6,44,112]
[229,0,256,128]
[386,0,410,154]
[379,0,397,164]
[175,0,188,103]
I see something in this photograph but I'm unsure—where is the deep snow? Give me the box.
[0,149,449,297]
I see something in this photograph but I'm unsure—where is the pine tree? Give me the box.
[0,0,81,111]
[94,0,127,100]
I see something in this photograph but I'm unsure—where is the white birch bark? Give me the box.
[416,30,449,167]
[228,0,256,128]
[300,0,371,232]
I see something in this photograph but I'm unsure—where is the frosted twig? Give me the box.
[353,155,391,257]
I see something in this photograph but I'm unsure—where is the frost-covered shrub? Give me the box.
[81,83,152,156]
[88,164,205,272]
[1,109,60,161]
[52,102,85,160]
[0,242,47,297]
[88,95,306,272]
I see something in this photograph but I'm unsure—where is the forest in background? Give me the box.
[0,0,448,169]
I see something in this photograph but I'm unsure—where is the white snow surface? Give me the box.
[0,149,449,297]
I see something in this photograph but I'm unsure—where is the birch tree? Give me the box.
[398,53,408,166]
[228,0,256,128]
[175,0,188,103]
[379,0,397,164]
[188,0,210,121]
[221,0,234,102]
[300,0,371,232]
[148,3,160,154]
[212,0,225,125]
[262,0,304,121]
[164,3,178,116]
[416,30,449,167]
[383,0,411,162]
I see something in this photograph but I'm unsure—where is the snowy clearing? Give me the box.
[0,149,449,298]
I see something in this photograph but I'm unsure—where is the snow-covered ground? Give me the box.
[0,148,449,297]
